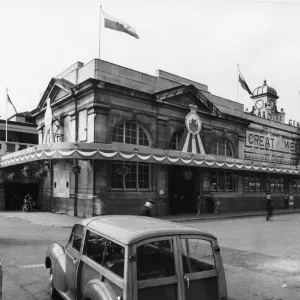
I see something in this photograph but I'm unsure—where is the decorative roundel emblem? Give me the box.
[185,112,202,135]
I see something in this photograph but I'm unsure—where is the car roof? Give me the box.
[78,215,217,245]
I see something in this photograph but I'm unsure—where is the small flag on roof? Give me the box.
[238,65,252,95]
[102,9,139,39]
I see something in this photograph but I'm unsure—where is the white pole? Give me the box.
[237,64,239,103]
[99,5,102,59]
[5,88,8,144]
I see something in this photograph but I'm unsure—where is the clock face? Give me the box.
[255,99,264,110]
[269,100,275,109]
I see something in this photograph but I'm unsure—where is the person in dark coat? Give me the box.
[266,193,274,221]
[284,192,289,209]
[139,200,155,217]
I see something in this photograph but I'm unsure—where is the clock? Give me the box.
[255,99,264,110]
[269,100,275,109]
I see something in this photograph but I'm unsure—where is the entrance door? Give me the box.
[179,237,219,300]
[4,183,39,210]
[169,167,196,214]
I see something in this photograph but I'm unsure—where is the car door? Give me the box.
[178,236,219,300]
[132,236,183,300]
[65,224,84,299]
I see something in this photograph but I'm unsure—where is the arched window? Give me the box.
[112,122,149,146]
[212,138,233,157]
[169,129,184,150]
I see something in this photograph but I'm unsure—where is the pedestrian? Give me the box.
[284,192,289,209]
[288,195,294,210]
[212,194,220,214]
[196,194,202,216]
[265,193,274,221]
[171,191,179,215]
[139,200,155,217]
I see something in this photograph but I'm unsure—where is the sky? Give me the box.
[1,0,300,122]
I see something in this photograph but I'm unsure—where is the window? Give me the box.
[111,161,150,190]
[243,173,249,191]
[137,240,175,281]
[180,238,215,273]
[243,173,263,192]
[169,129,184,150]
[210,170,237,192]
[78,110,87,142]
[70,224,84,252]
[268,176,286,192]
[292,178,297,193]
[84,230,125,278]
[210,171,217,191]
[212,138,233,157]
[112,122,149,146]
[85,230,106,265]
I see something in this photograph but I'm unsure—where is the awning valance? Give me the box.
[1,142,299,175]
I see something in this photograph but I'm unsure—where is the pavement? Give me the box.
[0,207,299,227]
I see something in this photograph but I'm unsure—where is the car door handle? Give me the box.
[72,257,78,264]
[184,275,190,289]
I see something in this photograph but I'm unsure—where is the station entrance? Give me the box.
[168,166,199,214]
[4,183,39,210]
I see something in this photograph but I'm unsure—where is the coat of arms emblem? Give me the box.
[185,105,202,135]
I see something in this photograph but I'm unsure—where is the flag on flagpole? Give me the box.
[238,66,252,95]
[7,93,17,114]
[102,9,139,39]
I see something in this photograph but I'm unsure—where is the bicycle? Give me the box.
[22,195,35,212]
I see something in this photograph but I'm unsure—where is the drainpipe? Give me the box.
[50,160,53,211]
[72,88,79,217]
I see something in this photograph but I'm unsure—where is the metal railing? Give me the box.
[0,142,36,156]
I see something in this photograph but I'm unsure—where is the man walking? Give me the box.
[266,192,274,221]
[139,200,155,217]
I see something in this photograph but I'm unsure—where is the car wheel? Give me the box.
[49,269,59,299]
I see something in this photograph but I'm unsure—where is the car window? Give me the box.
[72,225,84,252]
[84,230,107,265]
[102,240,125,278]
[84,230,125,279]
[137,240,175,281]
[180,238,215,273]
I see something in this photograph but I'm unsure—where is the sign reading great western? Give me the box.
[245,131,300,154]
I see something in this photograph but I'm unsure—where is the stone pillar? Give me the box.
[237,135,245,159]
[37,126,44,145]
[94,104,110,143]
[0,170,5,210]
[70,113,76,143]
[87,108,95,143]
[156,116,169,149]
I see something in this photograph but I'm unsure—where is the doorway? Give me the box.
[4,183,39,210]
[168,166,197,214]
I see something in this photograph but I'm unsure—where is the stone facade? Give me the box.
[1,59,300,216]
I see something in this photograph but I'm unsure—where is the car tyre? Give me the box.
[49,269,59,299]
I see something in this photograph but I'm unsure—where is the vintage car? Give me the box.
[45,216,227,300]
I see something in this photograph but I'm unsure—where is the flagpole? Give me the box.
[5,88,8,150]
[99,5,102,59]
[237,64,239,103]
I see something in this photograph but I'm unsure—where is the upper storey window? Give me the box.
[212,138,233,157]
[169,129,184,150]
[112,122,149,146]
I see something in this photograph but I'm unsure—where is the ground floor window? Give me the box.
[270,176,285,192]
[111,161,150,190]
[243,173,263,192]
[292,178,300,193]
[209,170,238,192]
